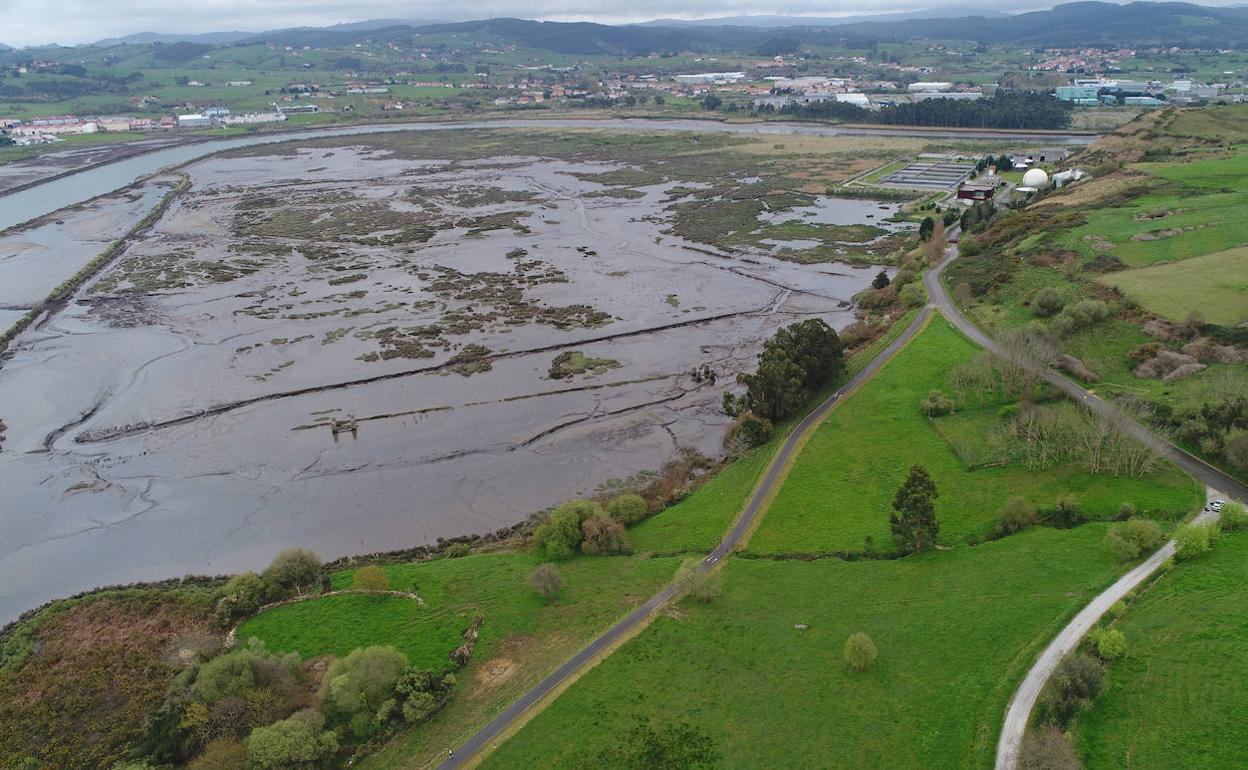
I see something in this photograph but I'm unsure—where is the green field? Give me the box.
[481,525,1129,770]
[748,317,1200,555]
[351,552,680,769]
[237,593,465,670]
[1076,533,1248,769]
[1099,246,1248,326]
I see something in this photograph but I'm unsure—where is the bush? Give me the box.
[899,282,926,308]
[580,514,630,555]
[215,572,267,627]
[1020,725,1080,770]
[188,737,247,770]
[688,570,722,603]
[443,543,470,558]
[245,710,338,770]
[1031,287,1065,318]
[957,235,981,257]
[1219,501,1248,531]
[353,565,390,592]
[871,270,890,289]
[606,494,649,526]
[319,646,409,736]
[1093,627,1127,660]
[994,496,1037,537]
[1108,599,1127,619]
[1173,519,1218,560]
[375,669,456,727]
[843,632,878,673]
[1038,654,1103,726]
[728,411,774,448]
[1105,518,1164,562]
[1038,497,1084,529]
[919,389,954,417]
[533,500,602,560]
[261,549,322,600]
[1051,299,1108,336]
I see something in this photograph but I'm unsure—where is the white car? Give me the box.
[1210,500,1225,513]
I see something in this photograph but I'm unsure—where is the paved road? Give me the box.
[436,308,934,769]
[992,492,1223,770]
[924,241,1248,503]
[924,237,1248,769]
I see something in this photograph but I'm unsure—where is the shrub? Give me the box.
[1094,628,1127,660]
[1105,519,1164,562]
[530,563,564,605]
[1108,600,1127,619]
[1020,724,1080,770]
[215,572,267,627]
[580,514,630,555]
[319,646,409,736]
[1225,433,1248,470]
[899,282,925,308]
[194,652,258,705]
[1038,497,1084,529]
[1031,287,1065,318]
[1219,501,1248,531]
[919,389,954,417]
[606,494,649,526]
[443,543,470,558]
[728,411,774,448]
[261,549,322,600]
[1173,519,1218,560]
[957,235,981,257]
[871,270,890,289]
[188,737,247,770]
[353,565,390,592]
[245,710,337,770]
[1116,501,1137,520]
[1051,299,1108,336]
[533,500,602,560]
[994,496,1037,537]
[843,632,878,673]
[1038,654,1103,726]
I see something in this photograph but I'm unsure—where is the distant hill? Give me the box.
[838,1,1248,47]
[92,31,255,46]
[638,8,1009,28]
[0,42,12,52]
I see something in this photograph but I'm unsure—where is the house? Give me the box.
[957,182,998,201]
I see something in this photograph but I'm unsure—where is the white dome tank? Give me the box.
[1022,168,1049,188]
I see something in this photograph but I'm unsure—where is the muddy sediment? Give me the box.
[0,135,887,622]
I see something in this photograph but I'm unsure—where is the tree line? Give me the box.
[760,91,1073,131]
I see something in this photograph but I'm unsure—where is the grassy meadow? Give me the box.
[481,526,1130,770]
[748,317,1200,555]
[1075,533,1248,769]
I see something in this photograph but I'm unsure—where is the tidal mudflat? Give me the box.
[0,129,912,620]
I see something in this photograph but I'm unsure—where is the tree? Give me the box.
[871,270,890,290]
[890,465,940,553]
[727,411,773,448]
[261,549,321,599]
[1092,627,1127,660]
[701,94,722,111]
[319,646,409,735]
[1038,654,1103,727]
[1219,500,1248,531]
[1173,519,1218,560]
[581,514,630,555]
[1104,519,1163,561]
[920,389,954,417]
[1020,725,1081,770]
[353,565,390,592]
[899,283,925,308]
[607,494,649,526]
[957,235,980,257]
[530,563,564,605]
[738,319,844,423]
[245,710,338,770]
[843,632,878,672]
[918,216,935,241]
[597,718,720,769]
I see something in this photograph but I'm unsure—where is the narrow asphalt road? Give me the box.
[924,236,1248,770]
[436,307,934,769]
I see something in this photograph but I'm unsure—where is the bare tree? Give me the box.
[530,563,564,605]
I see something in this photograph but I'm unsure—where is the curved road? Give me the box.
[924,238,1248,770]
[436,308,934,769]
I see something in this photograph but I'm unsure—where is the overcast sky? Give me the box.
[0,0,1236,47]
